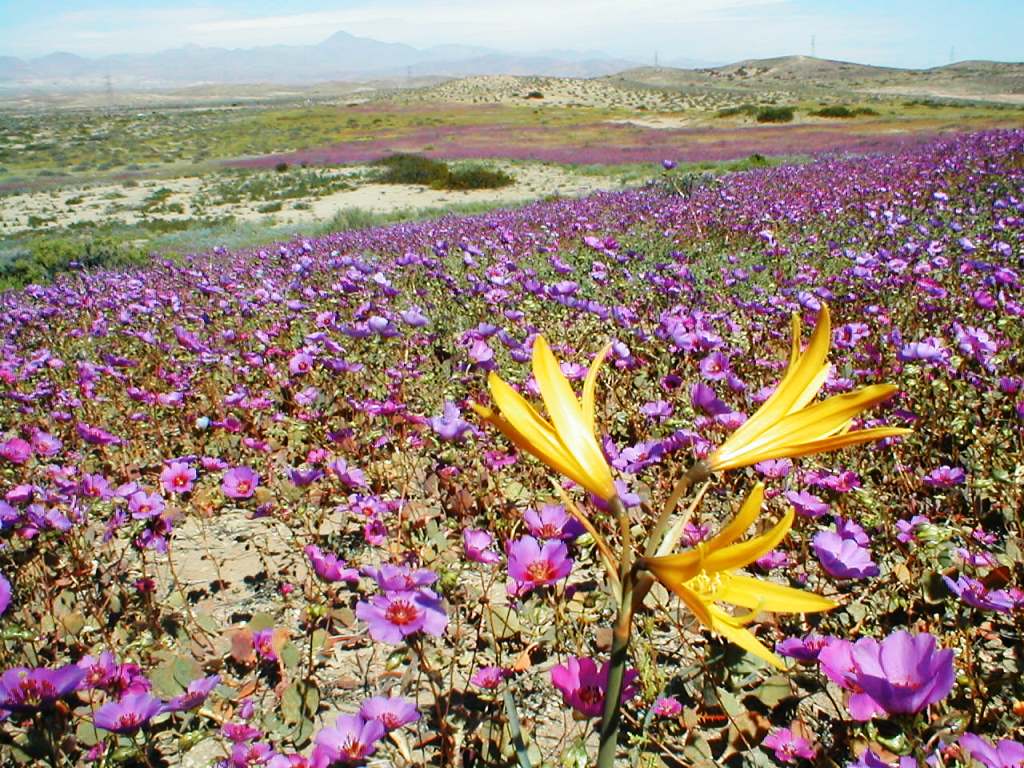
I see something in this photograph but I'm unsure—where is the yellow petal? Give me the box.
[532,337,616,500]
[788,312,801,368]
[487,372,569,465]
[665,581,714,630]
[715,305,831,456]
[702,509,795,573]
[581,342,612,435]
[751,427,913,463]
[706,606,785,669]
[715,574,837,614]
[726,384,898,463]
[643,550,704,585]
[707,482,763,552]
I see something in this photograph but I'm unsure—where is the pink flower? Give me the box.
[222,466,259,499]
[470,666,508,690]
[651,696,682,718]
[762,727,817,763]
[160,461,196,494]
[463,529,501,564]
[550,656,638,719]
[506,536,572,594]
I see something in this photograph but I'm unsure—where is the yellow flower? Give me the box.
[640,483,835,668]
[707,304,911,473]
[471,336,617,501]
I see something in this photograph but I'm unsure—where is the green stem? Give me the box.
[644,461,710,558]
[597,496,635,768]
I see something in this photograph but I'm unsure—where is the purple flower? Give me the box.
[959,733,1024,768]
[0,438,31,465]
[691,382,730,416]
[128,491,165,520]
[305,545,360,583]
[943,575,1015,613]
[523,504,584,541]
[361,564,437,592]
[640,400,673,422]
[0,573,10,615]
[651,696,682,718]
[358,695,420,731]
[662,159,677,170]
[311,714,386,767]
[463,529,501,564]
[506,536,572,594]
[850,630,955,716]
[923,465,966,488]
[776,633,831,663]
[428,401,473,442]
[222,467,259,499]
[355,591,448,644]
[470,666,508,689]
[76,422,121,446]
[288,352,314,376]
[896,515,929,544]
[550,656,637,719]
[162,674,221,713]
[161,461,196,494]
[813,529,879,580]
[762,728,817,763]
[328,459,367,489]
[94,692,164,733]
[0,664,85,712]
[817,640,886,721]
[784,490,829,518]
[699,351,731,381]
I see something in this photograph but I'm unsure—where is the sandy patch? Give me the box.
[0,162,623,236]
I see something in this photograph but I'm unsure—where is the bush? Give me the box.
[526,91,544,99]
[0,235,148,290]
[444,166,514,190]
[756,106,795,123]
[372,154,515,191]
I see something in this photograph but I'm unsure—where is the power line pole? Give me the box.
[949,46,955,64]
[811,35,816,57]
[654,50,659,67]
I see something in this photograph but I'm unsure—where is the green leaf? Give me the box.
[281,680,320,725]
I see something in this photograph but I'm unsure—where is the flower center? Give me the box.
[117,713,143,730]
[538,523,561,539]
[236,481,250,494]
[525,560,557,583]
[380,712,401,729]
[578,686,603,706]
[385,600,420,626]
[342,737,367,760]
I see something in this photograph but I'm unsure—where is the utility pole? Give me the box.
[654,50,659,67]
[949,46,955,64]
[811,35,816,58]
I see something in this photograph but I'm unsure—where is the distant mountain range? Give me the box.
[0,31,673,89]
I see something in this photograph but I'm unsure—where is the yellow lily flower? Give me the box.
[707,304,911,473]
[471,336,618,502]
[640,483,836,668]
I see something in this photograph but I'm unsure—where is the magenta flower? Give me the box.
[305,545,359,583]
[161,461,196,494]
[776,633,831,663]
[0,573,10,615]
[94,692,164,734]
[361,564,437,592]
[506,536,572,594]
[762,728,817,763]
[651,696,682,718]
[550,656,638,719]
[923,465,966,488]
[222,466,259,499]
[523,504,583,541]
[0,437,31,465]
[358,695,420,731]
[128,491,165,520]
[463,529,501,564]
[959,733,1024,768]
[355,591,448,644]
[470,666,508,689]
[311,714,385,767]
[289,352,314,375]
[850,631,955,716]
[328,459,367,489]
[0,664,85,712]
[162,674,221,713]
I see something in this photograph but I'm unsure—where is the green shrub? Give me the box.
[0,235,148,290]
[444,166,514,190]
[811,105,856,118]
[372,154,515,190]
[756,106,795,123]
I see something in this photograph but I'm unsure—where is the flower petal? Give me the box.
[581,342,612,435]
[702,509,795,573]
[715,574,837,614]
[708,482,763,552]
[706,606,785,669]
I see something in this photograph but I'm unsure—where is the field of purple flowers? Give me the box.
[0,129,1022,768]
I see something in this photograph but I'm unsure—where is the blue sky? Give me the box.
[0,0,1020,68]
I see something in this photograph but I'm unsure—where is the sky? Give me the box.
[0,0,1021,69]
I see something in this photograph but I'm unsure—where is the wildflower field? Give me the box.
[0,128,1022,768]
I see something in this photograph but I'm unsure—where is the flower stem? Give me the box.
[644,461,710,558]
[597,497,635,768]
